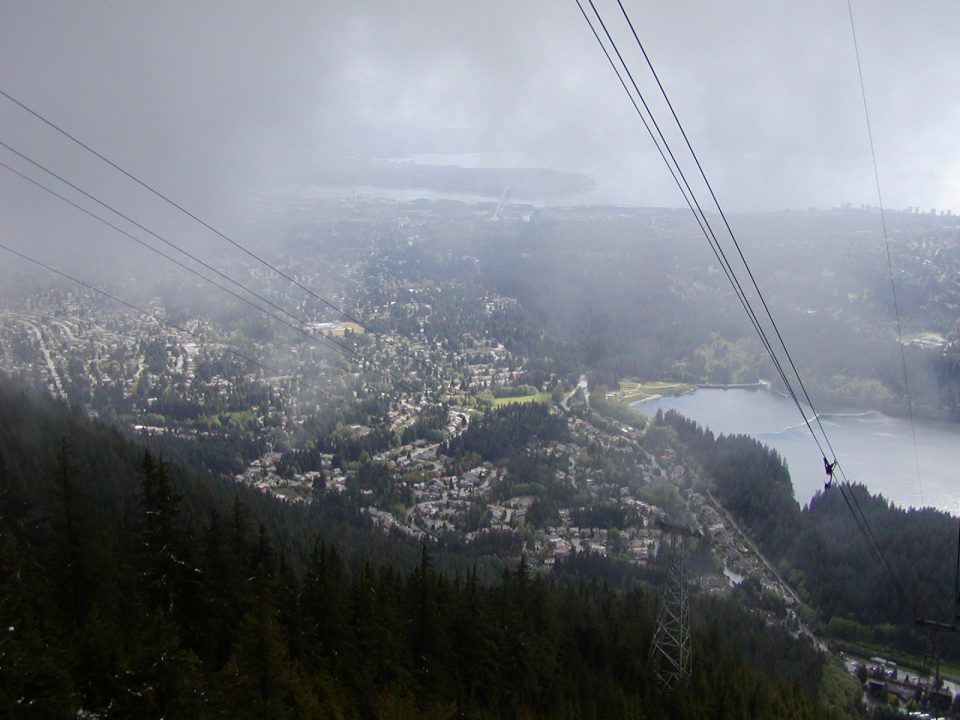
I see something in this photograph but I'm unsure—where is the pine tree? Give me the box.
[298,541,348,676]
[0,458,75,717]
[134,451,186,618]
[53,441,92,632]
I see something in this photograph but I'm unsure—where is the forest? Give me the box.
[396,207,960,420]
[441,402,569,464]
[659,408,960,662]
[0,377,858,718]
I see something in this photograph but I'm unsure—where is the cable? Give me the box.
[0,141,366,367]
[585,0,892,585]
[0,89,367,326]
[0,88,437,378]
[0,242,279,375]
[0,143,403,379]
[846,0,924,507]
[834,479,908,606]
[0,90,459,396]
[610,0,833,459]
[955,515,960,620]
[576,0,905,600]
[582,0,831,474]
[574,0,813,455]
[611,10,895,576]
[608,0,868,486]
[0,156,352,364]
[0,157,413,389]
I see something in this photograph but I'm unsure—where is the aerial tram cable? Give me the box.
[576,0,907,601]
[846,0,925,507]
[613,2,916,580]
[573,8,868,569]
[0,162,360,375]
[0,89,368,330]
[587,0,875,519]
[577,0,851,483]
[623,0,903,601]
[581,0,836,466]
[0,88,438,378]
[837,479,908,604]
[609,0,843,469]
[0,242,280,376]
[0,145,386,374]
[0,159,368,375]
[955,519,960,621]
[0,140,367,368]
[605,8,899,570]
[0,159,414,390]
[574,0,820,456]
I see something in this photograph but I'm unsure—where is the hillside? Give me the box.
[0,376,855,718]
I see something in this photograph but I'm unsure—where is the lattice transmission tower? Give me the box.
[649,518,701,690]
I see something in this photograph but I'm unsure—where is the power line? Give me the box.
[0,88,438,378]
[609,2,905,592]
[610,0,837,462]
[846,0,924,508]
[574,0,815,458]
[0,156,413,389]
[0,140,366,368]
[0,241,280,376]
[0,156,354,364]
[0,88,368,329]
[576,0,905,600]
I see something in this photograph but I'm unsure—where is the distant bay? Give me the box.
[633,388,960,515]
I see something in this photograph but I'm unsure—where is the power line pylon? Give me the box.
[649,518,701,690]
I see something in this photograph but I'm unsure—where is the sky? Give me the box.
[1,0,958,266]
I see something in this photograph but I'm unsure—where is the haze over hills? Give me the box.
[4,0,960,717]
[3,194,960,716]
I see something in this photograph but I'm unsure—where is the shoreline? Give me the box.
[696,380,770,391]
[630,384,960,515]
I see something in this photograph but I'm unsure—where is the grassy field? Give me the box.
[611,380,693,404]
[492,393,553,408]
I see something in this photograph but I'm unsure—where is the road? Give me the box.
[706,488,827,653]
[561,374,589,411]
[9,315,67,400]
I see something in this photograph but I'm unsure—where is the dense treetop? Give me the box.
[0,377,854,718]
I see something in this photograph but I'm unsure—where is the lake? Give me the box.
[633,388,960,514]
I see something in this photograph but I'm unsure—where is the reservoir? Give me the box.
[633,388,960,514]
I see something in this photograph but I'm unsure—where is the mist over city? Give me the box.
[2,2,960,718]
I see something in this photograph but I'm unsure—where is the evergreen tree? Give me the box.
[134,451,187,618]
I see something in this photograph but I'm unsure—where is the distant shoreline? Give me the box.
[695,380,770,391]
[625,380,769,406]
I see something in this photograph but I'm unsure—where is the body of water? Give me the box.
[633,388,960,514]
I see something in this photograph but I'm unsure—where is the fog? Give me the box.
[1,0,959,274]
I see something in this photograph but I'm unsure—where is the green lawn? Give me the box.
[492,393,552,408]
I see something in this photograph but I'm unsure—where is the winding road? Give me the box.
[561,374,589,411]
